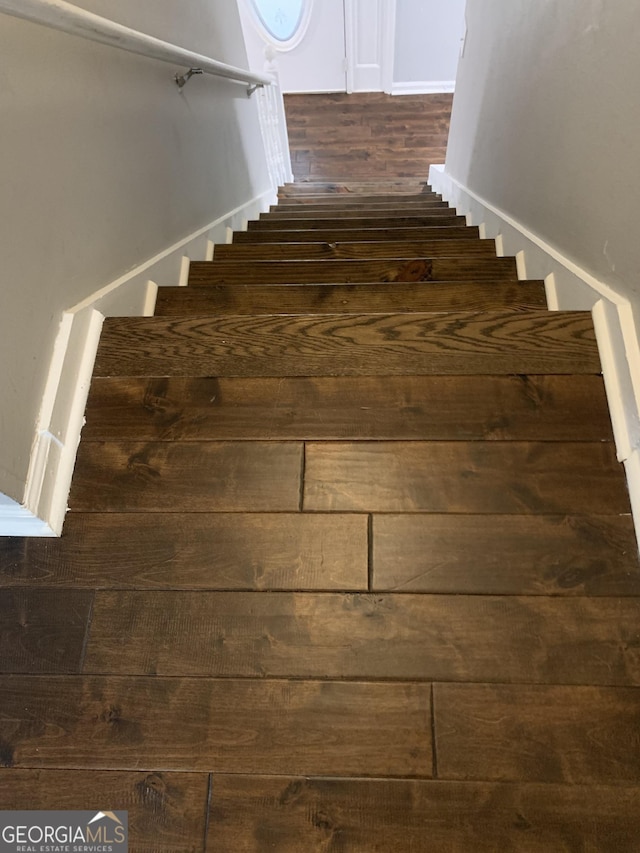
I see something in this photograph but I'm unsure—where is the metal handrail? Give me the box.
[0,0,272,92]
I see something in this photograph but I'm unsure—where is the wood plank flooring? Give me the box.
[2,178,640,851]
[285,92,453,180]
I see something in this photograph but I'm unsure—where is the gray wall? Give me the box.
[446,0,640,303]
[0,0,271,502]
[393,0,466,86]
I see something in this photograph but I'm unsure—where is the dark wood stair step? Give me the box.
[188,258,518,285]
[279,180,430,195]
[249,214,466,230]
[260,206,454,221]
[214,238,497,260]
[83,374,611,442]
[233,225,480,243]
[230,225,480,246]
[267,200,450,215]
[94,310,601,378]
[275,192,441,205]
[154,281,546,316]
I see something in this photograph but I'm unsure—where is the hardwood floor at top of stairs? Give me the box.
[1,180,640,852]
[284,92,453,180]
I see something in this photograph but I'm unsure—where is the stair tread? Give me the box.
[233,225,480,243]
[83,374,611,442]
[266,201,450,214]
[154,281,546,315]
[94,309,601,377]
[214,238,497,260]
[275,192,442,204]
[251,212,461,229]
[188,257,519,285]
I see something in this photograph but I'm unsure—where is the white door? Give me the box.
[239,0,348,93]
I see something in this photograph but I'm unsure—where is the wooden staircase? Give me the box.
[3,181,640,849]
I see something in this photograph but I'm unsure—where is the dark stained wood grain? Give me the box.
[372,515,640,596]
[275,192,440,205]
[434,683,640,784]
[208,775,640,853]
[69,442,302,512]
[188,257,518,285]
[0,770,209,851]
[0,676,432,776]
[233,225,480,243]
[283,93,451,182]
[264,201,450,215]
[154,281,546,317]
[279,180,432,194]
[93,311,601,378]
[0,514,367,590]
[248,215,466,230]
[0,589,92,673]
[214,239,496,260]
[303,442,629,515]
[83,375,611,442]
[85,591,640,686]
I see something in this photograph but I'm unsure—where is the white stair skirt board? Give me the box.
[391,81,456,95]
[429,163,640,549]
[7,187,276,538]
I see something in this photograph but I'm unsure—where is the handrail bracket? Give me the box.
[246,83,264,97]
[175,67,204,89]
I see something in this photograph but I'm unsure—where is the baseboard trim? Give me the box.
[429,163,640,546]
[12,187,275,537]
[391,80,456,95]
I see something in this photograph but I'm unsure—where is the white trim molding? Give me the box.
[392,80,456,95]
[429,163,640,546]
[6,187,275,537]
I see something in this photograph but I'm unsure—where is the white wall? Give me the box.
[446,0,640,307]
[0,0,271,513]
[392,0,466,93]
[438,0,640,546]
